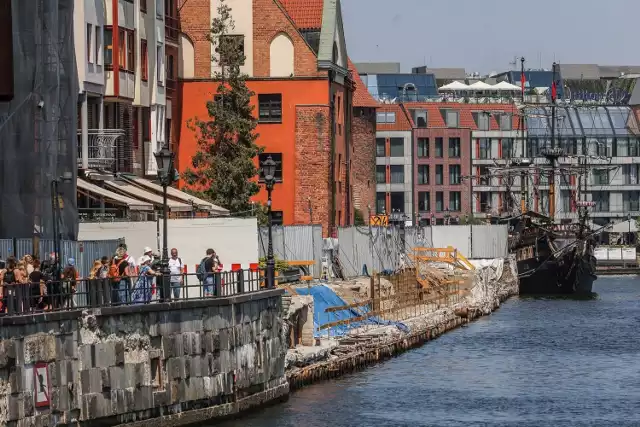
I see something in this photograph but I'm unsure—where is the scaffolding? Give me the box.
[0,0,78,240]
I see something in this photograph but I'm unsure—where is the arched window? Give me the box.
[269,33,294,77]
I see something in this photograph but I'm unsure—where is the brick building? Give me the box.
[177,0,376,235]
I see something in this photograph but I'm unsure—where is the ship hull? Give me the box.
[518,252,597,295]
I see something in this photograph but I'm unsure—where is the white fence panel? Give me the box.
[431,225,472,257]
[471,225,509,258]
[404,227,433,253]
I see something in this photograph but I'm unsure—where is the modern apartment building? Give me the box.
[177,0,377,235]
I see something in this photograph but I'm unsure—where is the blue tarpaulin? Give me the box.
[293,285,408,338]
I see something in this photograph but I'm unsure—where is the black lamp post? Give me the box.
[628,213,632,245]
[261,155,277,289]
[50,172,73,282]
[154,144,175,302]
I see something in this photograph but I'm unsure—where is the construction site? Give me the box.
[280,244,519,390]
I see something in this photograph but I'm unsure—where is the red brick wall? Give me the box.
[413,128,472,220]
[178,0,211,78]
[253,0,323,77]
[351,107,376,216]
[294,105,331,235]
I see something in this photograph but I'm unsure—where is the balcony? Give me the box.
[77,129,126,170]
[166,77,176,99]
[165,15,179,44]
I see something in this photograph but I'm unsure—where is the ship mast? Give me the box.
[519,57,527,213]
[546,62,560,221]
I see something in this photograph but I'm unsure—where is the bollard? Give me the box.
[236,270,244,294]
[214,272,222,297]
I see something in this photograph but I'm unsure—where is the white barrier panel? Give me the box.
[622,247,637,261]
[594,247,608,261]
[607,247,622,261]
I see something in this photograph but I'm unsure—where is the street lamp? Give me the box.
[628,213,632,246]
[50,171,73,282]
[261,155,277,289]
[154,144,175,302]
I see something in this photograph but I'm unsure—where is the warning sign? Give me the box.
[34,363,50,408]
[369,215,389,226]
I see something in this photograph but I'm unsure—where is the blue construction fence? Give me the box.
[294,284,408,337]
[0,238,123,279]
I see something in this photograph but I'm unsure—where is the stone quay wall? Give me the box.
[0,289,288,427]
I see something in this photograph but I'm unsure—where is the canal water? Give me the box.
[217,276,640,427]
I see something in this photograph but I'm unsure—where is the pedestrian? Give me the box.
[168,248,183,300]
[28,259,46,311]
[197,249,217,297]
[131,255,161,304]
[61,258,78,309]
[110,247,131,304]
[0,256,18,313]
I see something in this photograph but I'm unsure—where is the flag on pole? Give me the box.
[551,80,557,102]
[521,70,526,94]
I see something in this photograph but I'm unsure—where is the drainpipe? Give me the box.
[329,70,336,236]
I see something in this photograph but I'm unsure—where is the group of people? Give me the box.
[0,244,225,313]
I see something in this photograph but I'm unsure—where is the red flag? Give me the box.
[551,80,557,101]
[521,71,526,94]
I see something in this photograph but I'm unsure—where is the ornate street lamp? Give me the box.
[261,155,277,289]
[154,144,175,301]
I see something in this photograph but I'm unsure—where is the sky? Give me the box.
[341,0,640,74]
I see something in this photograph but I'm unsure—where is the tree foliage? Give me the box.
[183,0,263,214]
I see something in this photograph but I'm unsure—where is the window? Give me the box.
[561,190,572,213]
[141,40,148,81]
[218,35,245,66]
[87,24,93,63]
[449,191,461,212]
[616,138,628,157]
[259,153,283,182]
[443,110,459,128]
[141,0,147,12]
[593,169,609,185]
[473,112,490,130]
[142,108,151,141]
[435,165,443,185]
[157,44,164,84]
[625,191,640,212]
[156,0,163,17]
[271,211,284,226]
[389,138,404,157]
[417,165,429,185]
[376,192,386,214]
[417,138,429,157]
[501,138,514,159]
[436,192,444,212]
[592,191,609,212]
[449,165,461,185]
[480,192,491,212]
[435,137,443,157]
[376,111,396,124]
[390,165,404,184]
[498,114,512,131]
[258,94,282,122]
[479,138,491,159]
[418,192,430,212]
[390,192,404,213]
[630,139,640,156]
[624,164,639,184]
[478,166,490,185]
[95,26,101,65]
[376,138,386,157]
[126,31,135,72]
[104,28,113,66]
[118,28,126,69]
[166,54,175,80]
[376,165,386,184]
[410,109,427,128]
[448,138,461,158]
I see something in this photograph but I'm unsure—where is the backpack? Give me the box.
[2,268,15,284]
[196,258,208,281]
[109,259,126,280]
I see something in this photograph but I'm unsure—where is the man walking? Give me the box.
[168,248,183,299]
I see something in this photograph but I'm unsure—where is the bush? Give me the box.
[258,256,290,272]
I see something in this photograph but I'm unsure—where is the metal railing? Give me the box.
[0,270,267,316]
[77,129,125,169]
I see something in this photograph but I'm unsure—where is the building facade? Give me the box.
[177,0,375,235]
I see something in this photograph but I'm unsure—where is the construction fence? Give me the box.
[258,224,509,279]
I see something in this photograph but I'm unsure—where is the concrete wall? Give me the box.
[0,289,287,426]
[78,217,259,272]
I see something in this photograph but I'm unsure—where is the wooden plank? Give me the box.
[325,300,372,312]
[300,275,313,281]
[287,260,315,266]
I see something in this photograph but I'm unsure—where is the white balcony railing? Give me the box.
[77,129,125,170]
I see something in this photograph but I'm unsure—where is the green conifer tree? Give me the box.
[183,0,263,214]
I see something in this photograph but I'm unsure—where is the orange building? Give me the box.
[176,0,377,236]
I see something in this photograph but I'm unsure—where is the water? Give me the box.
[217,277,640,427]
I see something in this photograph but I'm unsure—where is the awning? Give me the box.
[122,175,229,215]
[102,180,192,212]
[77,178,154,211]
[493,81,522,91]
[439,80,470,91]
[468,81,494,90]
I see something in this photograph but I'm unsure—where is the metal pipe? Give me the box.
[266,183,275,288]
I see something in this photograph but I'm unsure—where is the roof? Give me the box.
[77,178,153,211]
[278,0,324,30]
[376,104,412,132]
[354,62,401,74]
[401,102,521,131]
[348,59,378,108]
[102,180,193,212]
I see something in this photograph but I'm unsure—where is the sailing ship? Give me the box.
[497,60,600,295]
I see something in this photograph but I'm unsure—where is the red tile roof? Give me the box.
[348,59,377,108]
[278,0,324,30]
[376,104,412,132]
[402,102,521,131]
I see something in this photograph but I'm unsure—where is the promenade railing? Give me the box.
[1,269,267,315]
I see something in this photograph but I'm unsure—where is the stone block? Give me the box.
[153,390,170,407]
[123,364,139,388]
[0,340,15,368]
[80,368,103,394]
[191,333,201,355]
[9,366,24,394]
[169,380,180,404]
[114,341,125,366]
[134,386,153,411]
[100,368,110,391]
[23,334,56,364]
[78,345,93,370]
[167,357,185,380]
[184,357,191,379]
[23,392,34,417]
[8,394,24,421]
[51,385,70,413]
[135,362,150,387]
[219,350,231,373]
[93,342,116,368]
[108,366,125,390]
[148,348,162,360]
[110,389,126,415]
[219,329,230,351]
[182,333,192,355]
[34,414,50,427]
[203,376,214,397]
[211,355,221,375]
[56,335,76,360]
[189,356,202,378]
[124,387,135,412]
[190,377,205,400]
